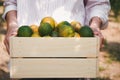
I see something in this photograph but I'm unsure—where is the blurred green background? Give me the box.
[0,0,120,80]
[110,0,120,19]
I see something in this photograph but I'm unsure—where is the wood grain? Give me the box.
[10,37,98,58]
[10,58,97,78]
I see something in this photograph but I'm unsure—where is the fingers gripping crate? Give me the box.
[10,37,99,78]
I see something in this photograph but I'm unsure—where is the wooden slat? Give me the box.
[10,37,99,58]
[10,58,98,78]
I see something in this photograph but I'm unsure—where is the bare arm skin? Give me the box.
[4,10,18,54]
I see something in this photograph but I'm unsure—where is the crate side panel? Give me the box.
[10,58,97,78]
[10,37,98,57]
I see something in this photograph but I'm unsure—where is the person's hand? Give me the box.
[4,25,18,54]
[4,10,18,54]
[0,43,10,72]
[90,26,104,49]
[90,17,104,49]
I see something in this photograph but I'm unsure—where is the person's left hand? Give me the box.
[90,26,104,49]
[90,17,104,49]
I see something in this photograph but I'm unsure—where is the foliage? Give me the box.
[0,1,4,29]
[0,0,3,6]
[110,0,120,18]
[99,66,106,72]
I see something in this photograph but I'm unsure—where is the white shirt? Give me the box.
[3,0,111,29]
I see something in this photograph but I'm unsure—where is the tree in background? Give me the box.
[110,0,120,18]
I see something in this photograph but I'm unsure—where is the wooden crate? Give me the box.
[10,37,99,78]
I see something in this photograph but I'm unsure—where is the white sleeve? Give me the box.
[85,0,111,29]
[2,0,17,20]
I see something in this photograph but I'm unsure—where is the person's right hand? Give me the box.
[4,26,18,54]
[0,43,10,72]
[4,10,18,54]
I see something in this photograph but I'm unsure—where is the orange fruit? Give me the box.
[71,21,82,32]
[74,32,80,38]
[30,25,38,33]
[31,32,40,37]
[41,17,55,29]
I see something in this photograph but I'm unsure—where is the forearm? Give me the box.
[6,10,18,30]
[4,10,18,54]
[89,17,104,49]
